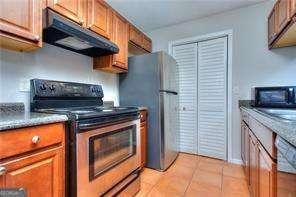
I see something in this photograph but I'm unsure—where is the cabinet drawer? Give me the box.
[249,117,276,159]
[0,123,64,159]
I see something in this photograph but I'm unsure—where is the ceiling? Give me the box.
[106,0,266,32]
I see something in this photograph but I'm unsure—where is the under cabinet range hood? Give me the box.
[43,9,119,57]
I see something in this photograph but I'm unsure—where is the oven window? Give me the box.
[89,125,137,180]
[259,90,287,103]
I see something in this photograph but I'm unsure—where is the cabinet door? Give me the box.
[291,0,296,16]
[245,127,250,184]
[249,132,259,197]
[0,0,41,43]
[87,0,111,39]
[258,144,276,197]
[48,0,84,24]
[277,0,290,32]
[140,122,147,168]
[142,35,152,52]
[129,25,142,46]
[268,6,277,45]
[0,147,64,197]
[112,13,128,70]
[241,123,246,165]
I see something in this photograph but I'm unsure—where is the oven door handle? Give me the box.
[78,117,138,131]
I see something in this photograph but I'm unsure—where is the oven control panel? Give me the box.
[31,79,104,98]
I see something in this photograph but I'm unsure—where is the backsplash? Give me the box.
[0,44,119,110]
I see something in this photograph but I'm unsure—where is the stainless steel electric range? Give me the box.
[30,79,141,197]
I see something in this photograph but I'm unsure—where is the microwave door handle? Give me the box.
[288,88,294,104]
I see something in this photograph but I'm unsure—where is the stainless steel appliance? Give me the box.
[275,136,296,197]
[252,86,296,108]
[43,9,119,57]
[119,52,179,171]
[30,79,141,197]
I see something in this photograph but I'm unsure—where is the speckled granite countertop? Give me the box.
[239,101,296,147]
[0,103,68,131]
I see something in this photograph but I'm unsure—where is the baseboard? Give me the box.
[229,158,243,165]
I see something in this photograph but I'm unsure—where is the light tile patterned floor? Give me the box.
[136,153,250,197]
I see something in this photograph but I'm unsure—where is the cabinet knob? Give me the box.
[0,166,6,176]
[32,135,40,144]
[140,114,144,118]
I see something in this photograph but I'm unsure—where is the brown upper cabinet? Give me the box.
[47,0,85,25]
[291,0,296,17]
[142,34,152,52]
[129,24,152,53]
[277,0,290,32]
[86,0,112,39]
[0,0,42,51]
[0,0,152,72]
[93,11,129,73]
[268,6,277,45]
[129,25,143,47]
[268,0,296,48]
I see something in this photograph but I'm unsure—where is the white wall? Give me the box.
[0,44,119,110]
[148,0,296,162]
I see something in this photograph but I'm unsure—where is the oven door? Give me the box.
[76,119,141,197]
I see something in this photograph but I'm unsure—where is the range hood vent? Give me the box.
[43,9,119,57]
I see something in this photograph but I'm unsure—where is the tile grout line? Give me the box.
[182,155,199,196]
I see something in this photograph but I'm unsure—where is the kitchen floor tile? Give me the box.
[137,154,250,197]
[135,181,154,197]
[175,153,198,169]
[222,176,250,197]
[192,170,222,188]
[223,163,245,179]
[165,164,195,180]
[197,156,225,165]
[184,181,222,197]
[140,168,164,186]
[197,161,223,174]
[149,174,190,196]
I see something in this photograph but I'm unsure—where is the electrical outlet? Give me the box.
[19,78,30,92]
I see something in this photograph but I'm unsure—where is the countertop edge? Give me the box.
[240,106,296,147]
[0,114,68,131]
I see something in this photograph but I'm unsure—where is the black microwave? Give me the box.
[252,86,296,108]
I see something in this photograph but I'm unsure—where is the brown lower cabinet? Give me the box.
[258,143,276,197]
[140,109,147,168]
[0,123,65,197]
[249,130,259,197]
[241,119,276,197]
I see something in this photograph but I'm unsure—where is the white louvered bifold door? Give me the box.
[172,43,198,154]
[197,37,228,160]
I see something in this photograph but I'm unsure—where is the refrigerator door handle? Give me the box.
[159,90,178,95]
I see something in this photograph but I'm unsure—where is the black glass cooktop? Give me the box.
[36,106,139,120]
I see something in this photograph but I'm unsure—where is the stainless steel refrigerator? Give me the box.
[119,51,179,171]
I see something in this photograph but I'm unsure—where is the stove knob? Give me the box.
[49,85,55,91]
[39,84,46,91]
